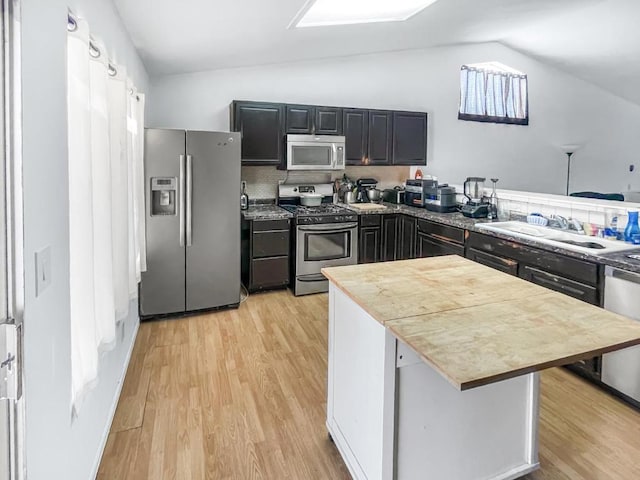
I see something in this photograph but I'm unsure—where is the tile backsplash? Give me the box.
[460,186,640,230]
[241,165,410,200]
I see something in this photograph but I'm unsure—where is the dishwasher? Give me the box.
[601,266,640,404]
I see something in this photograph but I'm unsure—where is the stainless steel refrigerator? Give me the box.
[140,129,241,317]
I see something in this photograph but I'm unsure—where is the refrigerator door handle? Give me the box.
[179,154,185,246]
[186,154,193,246]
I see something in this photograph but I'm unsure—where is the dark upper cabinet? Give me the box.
[286,105,314,134]
[392,111,428,166]
[315,107,343,135]
[368,110,392,165]
[343,109,369,165]
[232,101,284,165]
[232,100,427,167]
[286,105,343,135]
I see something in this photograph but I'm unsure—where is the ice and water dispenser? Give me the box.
[150,177,177,216]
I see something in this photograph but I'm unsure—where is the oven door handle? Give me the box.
[298,222,358,232]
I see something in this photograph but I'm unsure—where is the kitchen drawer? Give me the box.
[417,219,465,245]
[360,214,382,227]
[252,219,289,232]
[467,248,518,276]
[417,233,464,258]
[467,232,600,286]
[519,265,599,305]
[252,230,289,258]
[251,257,289,289]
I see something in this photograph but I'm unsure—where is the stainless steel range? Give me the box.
[279,184,358,296]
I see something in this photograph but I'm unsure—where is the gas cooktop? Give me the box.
[280,204,358,225]
[281,204,352,216]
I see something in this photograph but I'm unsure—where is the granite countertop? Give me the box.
[322,256,640,390]
[241,204,293,221]
[342,201,640,273]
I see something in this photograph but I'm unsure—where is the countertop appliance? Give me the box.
[141,129,241,317]
[382,187,405,204]
[601,266,640,406]
[461,176,489,218]
[286,134,345,171]
[355,178,379,203]
[404,179,457,212]
[279,183,358,296]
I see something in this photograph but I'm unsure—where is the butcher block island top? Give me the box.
[322,255,640,391]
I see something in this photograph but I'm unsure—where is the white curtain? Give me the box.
[67,17,98,410]
[126,83,146,297]
[89,38,116,349]
[108,65,130,321]
[67,13,146,412]
[459,65,528,124]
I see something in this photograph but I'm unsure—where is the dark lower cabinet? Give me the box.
[397,216,417,260]
[466,231,602,306]
[417,233,464,257]
[359,227,381,264]
[519,265,599,305]
[359,215,382,264]
[466,248,518,276]
[232,101,285,165]
[415,219,464,258]
[242,218,290,292]
[381,215,399,262]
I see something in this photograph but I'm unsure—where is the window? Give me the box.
[458,62,529,125]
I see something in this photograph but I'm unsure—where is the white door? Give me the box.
[0,1,24,479]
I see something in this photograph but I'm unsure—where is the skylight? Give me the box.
[291,0,440,28]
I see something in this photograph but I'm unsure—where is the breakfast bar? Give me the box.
[322,256,640,480]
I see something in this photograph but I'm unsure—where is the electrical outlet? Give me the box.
[35,246,52,297]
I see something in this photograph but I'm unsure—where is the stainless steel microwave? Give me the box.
[286,134,345,171]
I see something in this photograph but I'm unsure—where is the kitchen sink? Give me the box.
[476,221,639,255]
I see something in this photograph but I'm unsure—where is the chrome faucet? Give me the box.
[567,218,585,234]
[548,215,585,234]
[549,215,569,229]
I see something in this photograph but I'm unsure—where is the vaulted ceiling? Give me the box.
[114,0,640,104]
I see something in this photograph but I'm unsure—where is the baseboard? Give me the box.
[90,314,140,479]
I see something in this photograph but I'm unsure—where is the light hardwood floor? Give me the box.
[98,290,640,480]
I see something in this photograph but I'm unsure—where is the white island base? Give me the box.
[326,284,540,480]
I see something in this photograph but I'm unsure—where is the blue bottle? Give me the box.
[624,211,640,244]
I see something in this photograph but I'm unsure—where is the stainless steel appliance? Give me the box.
[461,176,489,218]
[279,183,358,295]
[601,266,640,406]
[382,187,405,204]
[140,129,241,317]
[405,179,457,212]
[286,134,345,171]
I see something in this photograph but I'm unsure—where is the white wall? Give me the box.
[148,42,640,196]
[21,1,148,479]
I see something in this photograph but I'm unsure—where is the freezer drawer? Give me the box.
[601,267,640,403]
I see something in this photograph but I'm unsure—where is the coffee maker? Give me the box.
[461,177,489,218]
